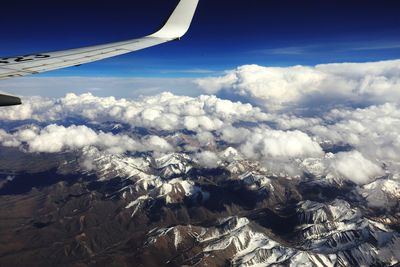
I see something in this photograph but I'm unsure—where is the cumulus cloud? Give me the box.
[329,151,384,185]
[195,60,400,111]
[142,136,174,153]
[307,103,400,174]
[1,93,318,171]
[0,124,172,155]
[0,92,269,132]
[195,151,221,169]
[1,91,398,181]
[220,126,323,159]
[0,129,21,147]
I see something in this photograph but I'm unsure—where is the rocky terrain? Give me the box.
[0,145,399,267]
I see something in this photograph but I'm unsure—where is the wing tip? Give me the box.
[150,0,200,39]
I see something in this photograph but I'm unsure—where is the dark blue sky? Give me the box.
[1,0,400,77]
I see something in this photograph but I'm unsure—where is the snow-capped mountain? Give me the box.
[0,143,399,267]
[143,210,400,266]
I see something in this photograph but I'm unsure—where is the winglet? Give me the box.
[150,0,199,39]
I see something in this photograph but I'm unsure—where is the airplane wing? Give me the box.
[0,0,199,106]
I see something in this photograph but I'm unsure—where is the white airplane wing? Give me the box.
[0,0,199,106]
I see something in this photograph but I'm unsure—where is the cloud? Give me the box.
[0,92,328,175]
[143,136,174,153]
[0,129,21,147]
[253,40,400,57]
[0,92,269,132]
[195,60,400,111]
[0,124,173,155]
[329,151,384,185]
[308,103,400,173]
[195,151,220,169]
[1,90,398,180]
[244,129,323,159]
[220,127,323,160]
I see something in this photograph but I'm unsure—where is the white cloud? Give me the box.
[0,92,269,132]
[220,127,323,160]
[308,103,400,172]
[195,131,216,147]
[0,129,20,147]
[329,151,384,185]
[143,135,174,153]
[2,91,396,182]
[195,151,220,168]
[195,60,400,111]
[0,124,173,155]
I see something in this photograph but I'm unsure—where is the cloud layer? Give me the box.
[196,60,400,111]
[0,124,173,154]
[0,92,395,186]
[0,92,268,132]
[1,59,400,193]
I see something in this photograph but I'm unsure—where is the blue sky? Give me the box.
[1,0,400,78]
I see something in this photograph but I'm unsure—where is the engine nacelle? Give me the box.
[0,94,22,106]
